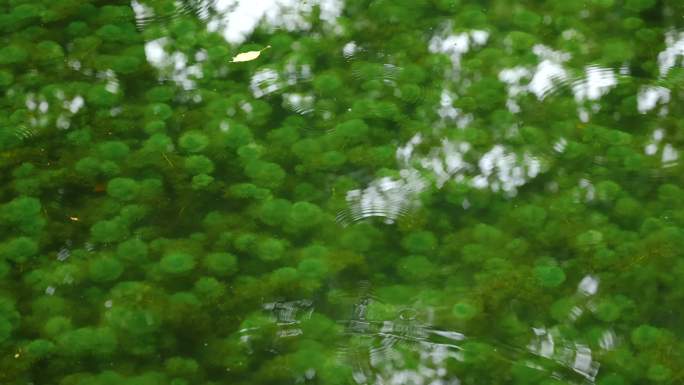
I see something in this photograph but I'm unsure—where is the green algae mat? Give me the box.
[2,1,684,384]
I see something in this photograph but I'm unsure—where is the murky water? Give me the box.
[2,1,684,384]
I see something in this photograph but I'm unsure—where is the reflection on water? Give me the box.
[337,284,463,385]
[134,1,684,208]
[337,133,546,226]
[263,298,314,338]
[133,0,343,43]
[132,0,215,28]
[429,26,489,72]
[337,169,425,225]
[239,277,614,384]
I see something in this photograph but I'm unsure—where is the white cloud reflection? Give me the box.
[208,0,343,44]
[658,30,684,76]
[144,38,203,90]
[428,28,489,72]
[637,85,670,114]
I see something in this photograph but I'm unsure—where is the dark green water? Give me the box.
[1,1,684,384]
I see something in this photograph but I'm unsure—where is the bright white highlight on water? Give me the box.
[578,275,599,296]
[573,66,616,102]
[144,38,203,89]
[658,30,684,76]
[209,0,343,43]
[428,28,489,71]
[637,86,671,114]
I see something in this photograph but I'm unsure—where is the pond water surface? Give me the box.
[1,1,684,384]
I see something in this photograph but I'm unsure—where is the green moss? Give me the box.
[267,125,300,147]
[0,236,39,263]
[96,24,123,42]
[160,252,196,275]
[256,238,286,261]
[511,360,547,384]
[2,195,45,234]
[143,120,166,135]
[298,258,329,279]
[397,255,435,281]
[313,73,343,96]
[107,177,140,201]
[98,141,131,161]
[139,179,164,200]
[86,84,120,107]
[42,316,72,338]
[258,199,292,226]
[0,307,14,336]
[146,86,175,102]
[461,243,495,264]
[193,276,225,302]
[89,257,124,282]
[625,0,656,11]
[184,155,214,175]
[116,238,148,265]
[56,327,118,356]
[452,300,479,320]
[596,180,622,202]
[75,156,101,177]
[597,374,626,385]
[548,297,573,322]
[12,163,35,179]
[320,151,347,170]
[244,160,286,189]
[292,138,322,162]
[100,160,122,176]
[203,252,237,276]
[513,10,541,31]
[630,324,661,347]
[533,265,566,288]
[0,70,14,87]
[233,233,258,252]
[595,298,622,322]
[165,356,199,377]
[179,131,210,153]
[91,219,129,243]
[0,261,9,280]
[332,119,369,145]
[65,20,89,36]
[191,174,214,190]
[366,301,397,321]
[25,338,56,358]
[287,201,322,229]
[647,364,671,382]
[228,183,271,200]
[144,133,174,153]
[35,40,64,61]
[0,45,29,65]
[576,230,604,248]
[461,341,495,366]
[106,306,160,336]
[144,103,173,121]
[401,231,437,253]
[270,267,299,286]
[120,204,148,224]
[220,123,253,148]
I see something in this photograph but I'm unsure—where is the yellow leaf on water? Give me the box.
[230,45,271,63]
[231,51,261,63]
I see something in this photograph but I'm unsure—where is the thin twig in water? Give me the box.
[162,153,175,168]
